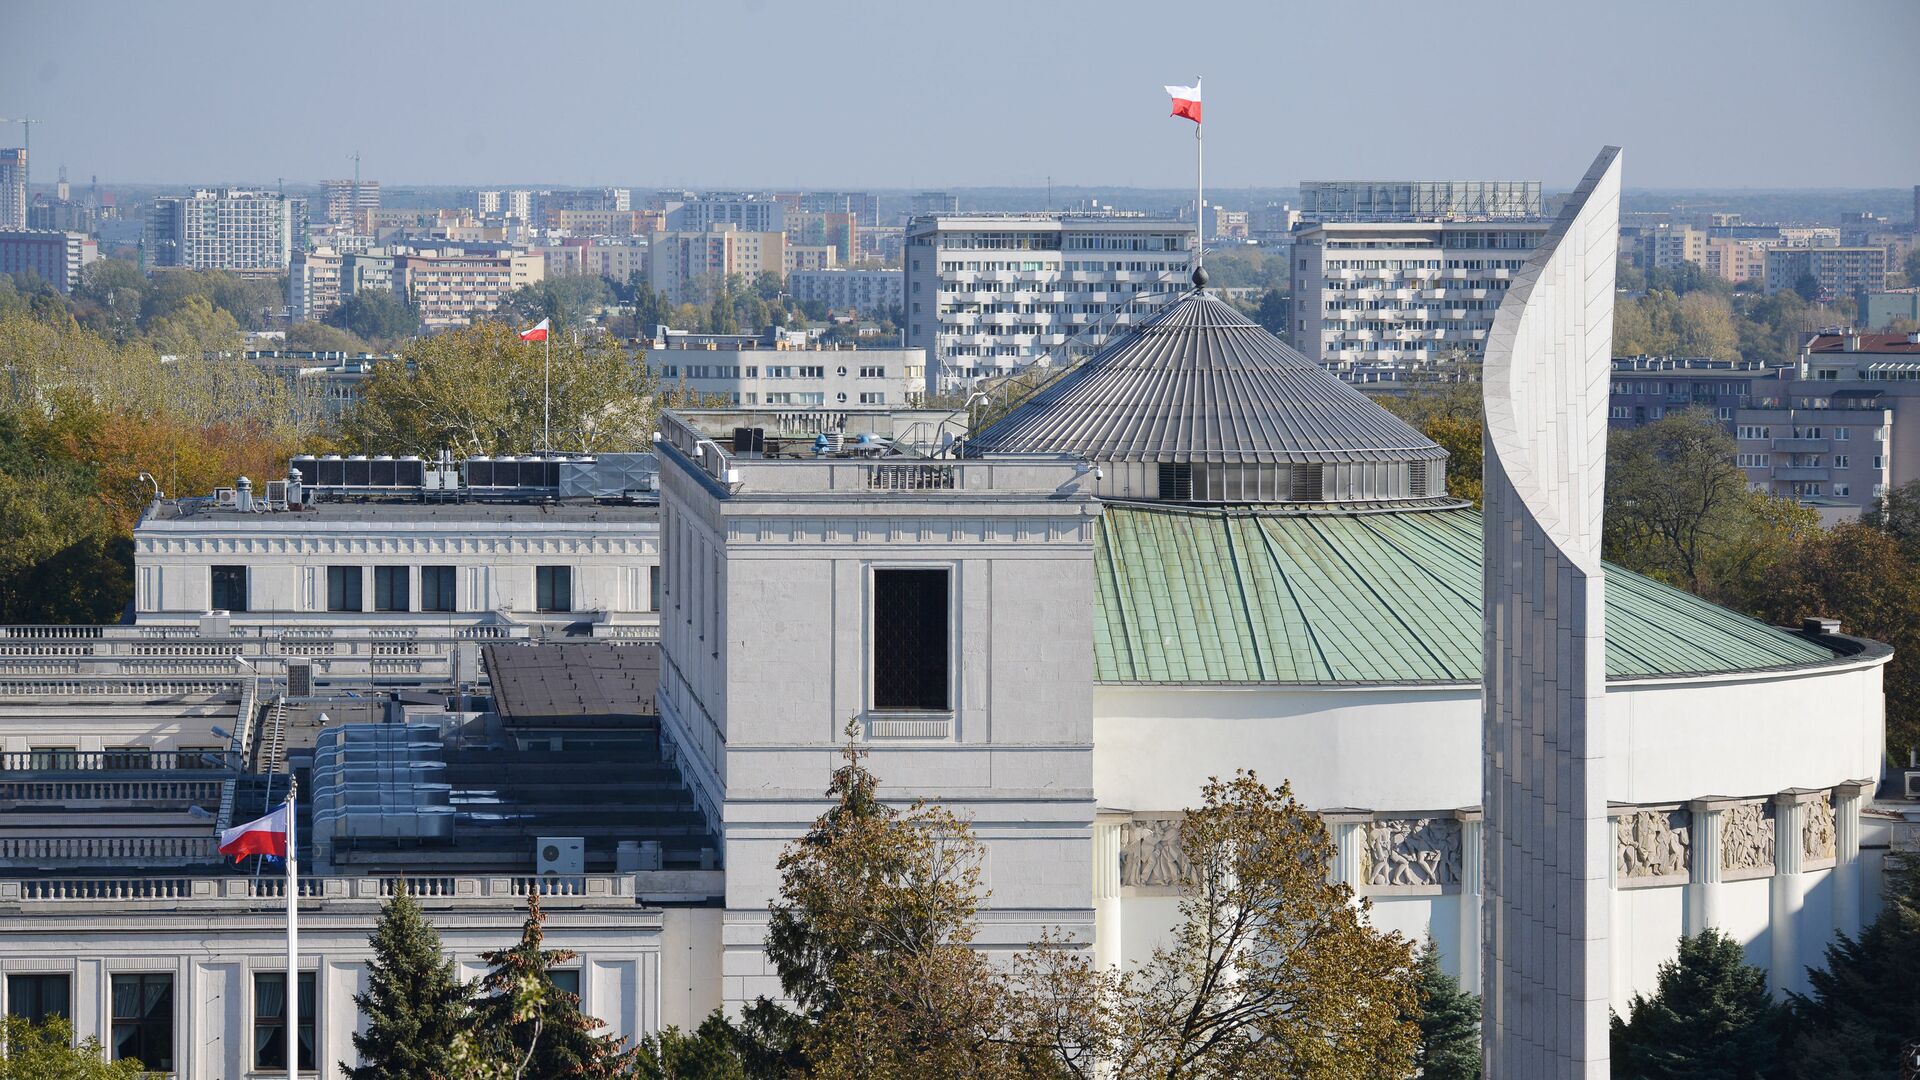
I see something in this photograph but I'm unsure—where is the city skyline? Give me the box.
[4,0,1917,190]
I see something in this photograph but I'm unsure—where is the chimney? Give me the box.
[286,464,304,509]
[1844,334,1861,353]
[1802,616,1842,636]
[234,475,253,513]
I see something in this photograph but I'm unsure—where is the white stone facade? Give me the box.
[1479,146,1621,1076]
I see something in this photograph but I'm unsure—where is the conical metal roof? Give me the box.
[964,289,1442,464]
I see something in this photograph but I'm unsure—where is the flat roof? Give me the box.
[140,499,659,526]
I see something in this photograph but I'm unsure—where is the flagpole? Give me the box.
[1196,75,1205,275]
[543,332,551,454]
[285,778,298,1080]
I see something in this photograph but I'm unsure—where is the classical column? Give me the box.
[1321,810,1374,896]
[1685,799,1727,935]
[1456,808,1483,994]
[1481,146,1622,1080]
[1770,790,1815,998]
[1092,817,1126,971]
[1832,780,1874,942]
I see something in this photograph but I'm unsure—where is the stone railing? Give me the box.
[0,750,241,772]
[0,778,226,804]
[0,871,727,908]
[0,836,221,864]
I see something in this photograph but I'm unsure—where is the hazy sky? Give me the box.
[4,0,1917,191]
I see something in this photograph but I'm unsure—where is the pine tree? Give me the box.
[1611,928,1783,1080]
[344,883,471,1080]
[472,891,633,1080]
[1411,939,1481,1080]
[1785,852,1920,1077]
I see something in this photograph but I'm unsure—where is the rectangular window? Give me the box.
[374,566,411,612]
[7,973,70,1025]
[210,565,248,613]
[111,973,173,1071]
[421,566,457,612]
[103,746,154,770]
[551,969,582,1002]
[252,971,316,1072]
[536,566,573,612]
[326,566,363,612]
[871,568,951,712]
[648,565,661,612]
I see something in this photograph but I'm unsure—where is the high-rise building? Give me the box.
[1299,180,1541,223]
[784,210,858,264]
[321,179,380,230]
[0,229,99,292]
[902,214,1193,394]
[1288,219,1549,374]
[645,227,787,306]
[666,193,785,234]
[146,189,306,274]
[909,191,959,217]
[794,191,880,228]
[288,247,346,321]
[1645,224,1707,270]
[0,148,26,230]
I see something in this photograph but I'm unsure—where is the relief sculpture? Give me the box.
[1119,816,1192,888]
[1366,818,1461,888]
[1803,794,1836,862]
[1721,801,1775,873]
[1615,809,1689,879]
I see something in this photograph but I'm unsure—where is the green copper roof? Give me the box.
[1093,504,1839,685]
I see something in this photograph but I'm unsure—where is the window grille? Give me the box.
[872,568,950,711]
[1157,462,1193,500]
[1293,464,1325,501]
[1408,460,1430,496]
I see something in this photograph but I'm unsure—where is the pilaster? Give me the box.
[1685,798,1730,934]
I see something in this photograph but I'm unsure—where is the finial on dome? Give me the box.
[1192,265,1209,290]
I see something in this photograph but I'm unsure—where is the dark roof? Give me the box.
[484,642,659,720]
[1807,333,1920,355]
[964,290,1443,464]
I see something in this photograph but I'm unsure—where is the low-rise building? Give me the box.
[1865,289,1920,330]
[0,228,98,292]
[642,328,923,406]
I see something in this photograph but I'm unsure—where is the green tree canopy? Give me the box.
[1785,852,1920,1076]
[346,320,657,456]
[1410,940,1481,1080]
[344,883,471,1080]
[471,892,632,1080]
[0,1016,148,1079]
[326,289,421,344]
[1610,929,1784,1080]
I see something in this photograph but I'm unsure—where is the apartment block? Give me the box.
[903,214,1193,394]
[321,179,380,229]
[0,148,25,230]
[1289,220,1549,372]
[147,189,307,274]
[288,246,345,320]
[1646,225,1708,270]
[645,228,787,306]
[1764,246,1889,302]
[784,210,858,264]
[1865,290,1920,330]
[787,268,903,312]
[0,229,98,292]
[665,193,785,234]
[538,239,646,282]
[391,248,544,330]
[1702,236,1769,284]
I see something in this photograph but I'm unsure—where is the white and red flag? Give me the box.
[1165,80,1202,124]
[520,318,551,342]
[218,803,289,861]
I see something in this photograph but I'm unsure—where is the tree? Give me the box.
[1603,409,1754,595]
[1749,522,1920,760]
[1252,288,1288,336]
[504,276,616,330]
[0,1015,147,1079]
[144,294,245,359]
[1863,477,1920,563]
[472,892,632,1079]
[628,1013,750,1080]
[1050,772,1421,1079]
[327,289,421,343]
[1784,852,1920,1077]
[1410,940,1481,1080]
[1375,382,1482,505]
[1793,272,1822,303]
[345,883,471,1080]
[1904,249,1920,287]
[346,320,658,456]
[284,320,372,354]
[1609,929,1783,1080]
[1673,292,1739,361]
[762,722,1030,1078]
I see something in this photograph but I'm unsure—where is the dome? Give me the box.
[962,288,1452,505]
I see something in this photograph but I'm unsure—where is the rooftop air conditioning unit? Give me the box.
[1905,770,1920,800]
[536,836,585,876]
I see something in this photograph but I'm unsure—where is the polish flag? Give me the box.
[520,318,551,342]
[218,804,289,861]
[1165,80,1202,124]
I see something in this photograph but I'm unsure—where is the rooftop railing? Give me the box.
[0,870,727,907]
